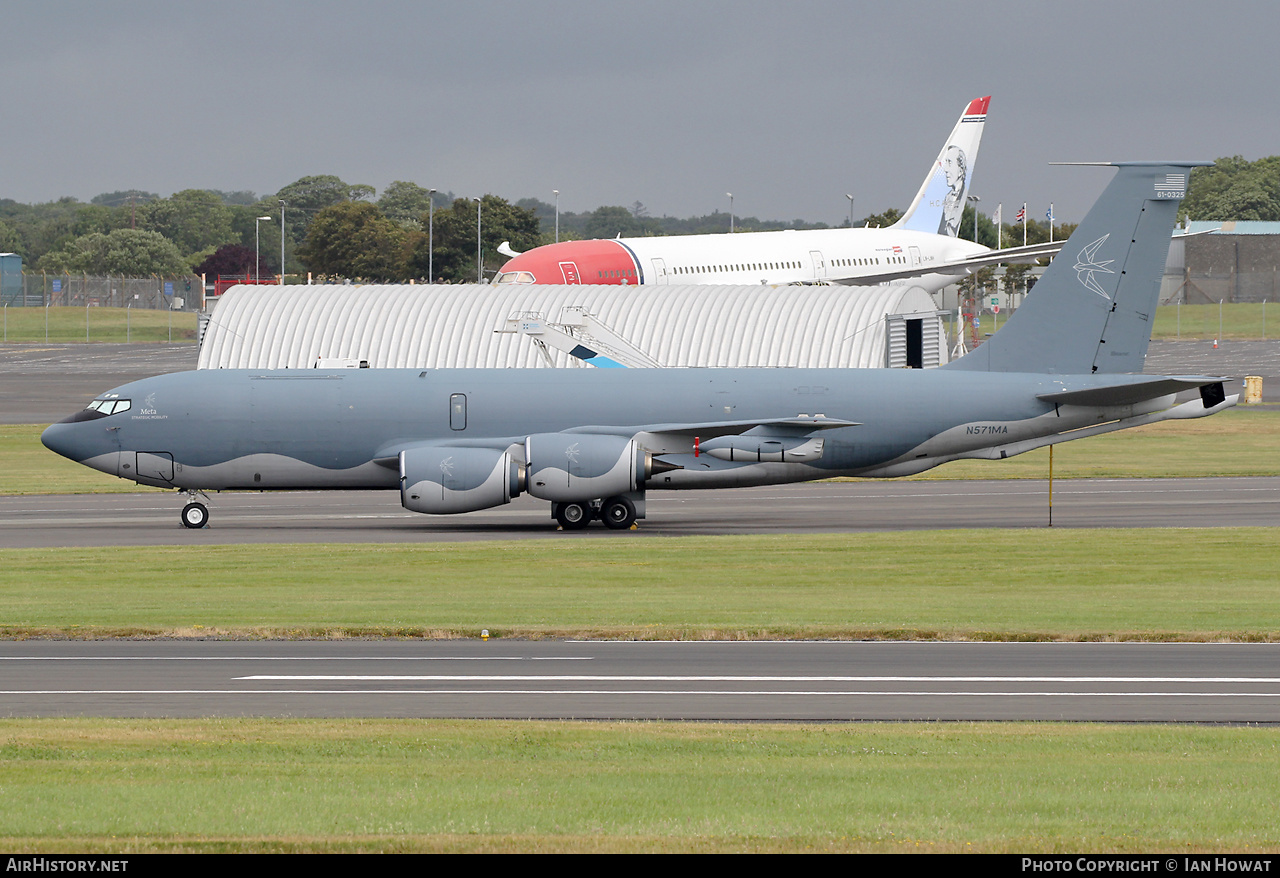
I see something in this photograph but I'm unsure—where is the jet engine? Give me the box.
[525,433,670,502]
[400,446,524,514]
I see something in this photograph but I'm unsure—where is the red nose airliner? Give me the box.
[496,97,1058,291]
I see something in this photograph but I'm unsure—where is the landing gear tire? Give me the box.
[555,502,592,530]
[601,496,637,530]
[181,502,209,529]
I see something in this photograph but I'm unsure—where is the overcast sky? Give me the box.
[2,0,1274,225]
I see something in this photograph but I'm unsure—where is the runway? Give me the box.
[1,476,1278,546]
[3,640,1278,721]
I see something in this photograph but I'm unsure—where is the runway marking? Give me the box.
[0,656,591,661]
[4,689,1280,698]
[236,674,1280,683]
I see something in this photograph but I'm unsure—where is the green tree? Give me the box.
[378,181,437,230]
[999,218,1074,247]
[273,175,374,244]
[139,190,235,257]
[858,208,903,229]
[958,206,999,248]
[583,205,650,239]
[227,205,285,274]
[208,190,259,206]
[406,195,540,282]
[36,229,189,276]
[297,202,409,281]
[0,220,24,255]
[90,189,158,207]
[1182,156,1280,222]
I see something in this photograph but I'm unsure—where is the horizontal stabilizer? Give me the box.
[1037,376,1229,408]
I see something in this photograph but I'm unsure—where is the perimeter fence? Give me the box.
[0,273,202,310]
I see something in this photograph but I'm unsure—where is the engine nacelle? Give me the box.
[400,445,523,514]
[698,435,824,463]
[525,433,652,502]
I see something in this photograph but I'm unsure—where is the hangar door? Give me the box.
[885,312,946,369]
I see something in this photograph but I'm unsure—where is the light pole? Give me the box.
[846,193,854,228]
[278,201,286,283]
[727,193,734,233]
[966,195,980,243]
[476,198,483,283]
[553,190,560,243]
[255,216,271,281]
[427,188,436,282]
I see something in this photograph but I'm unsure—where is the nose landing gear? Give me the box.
[178,490,212,529]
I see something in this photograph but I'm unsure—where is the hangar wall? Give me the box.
[197,283,946,370]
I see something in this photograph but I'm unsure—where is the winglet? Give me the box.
[894,96,989,237]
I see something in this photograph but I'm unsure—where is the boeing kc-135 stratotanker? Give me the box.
[43,162,1235,531]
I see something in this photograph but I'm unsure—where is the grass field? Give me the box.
[1,719,1277,853]
[2,529,1277,640]
[1,305,197,344]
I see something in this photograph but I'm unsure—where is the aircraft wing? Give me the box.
[573,415,858,443]
[575,417,859,460]
[372,416,859,466]
[833,240,1065,286]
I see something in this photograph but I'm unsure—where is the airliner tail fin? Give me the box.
[894,96,989,237]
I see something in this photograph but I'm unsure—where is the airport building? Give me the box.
[197,282,949,370]
[1169,221,1280,304]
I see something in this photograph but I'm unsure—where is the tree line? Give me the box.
[0,157,1268,283]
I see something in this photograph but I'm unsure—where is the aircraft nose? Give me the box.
[42,422,85,461]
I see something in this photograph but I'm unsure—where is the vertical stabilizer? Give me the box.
[894,96,990,237]
[945,162,1210,374]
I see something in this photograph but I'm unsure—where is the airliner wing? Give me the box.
[833,240,1065,286]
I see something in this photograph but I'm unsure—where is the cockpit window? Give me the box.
[494,270,536,284]
[86,398,131,415]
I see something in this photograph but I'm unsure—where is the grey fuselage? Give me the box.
[41,365,1183,495]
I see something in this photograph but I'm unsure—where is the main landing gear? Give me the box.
[178,490,211,529]
[553,495,638,531]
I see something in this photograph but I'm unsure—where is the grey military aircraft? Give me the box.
[43,162,1235,531]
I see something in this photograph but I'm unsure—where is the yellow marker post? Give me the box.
[1048,444,1054,527]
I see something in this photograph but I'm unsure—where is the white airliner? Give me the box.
[496,97,1060,290]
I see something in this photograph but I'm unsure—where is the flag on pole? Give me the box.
[1047,203,1054,243]
[1015,204,1025,222]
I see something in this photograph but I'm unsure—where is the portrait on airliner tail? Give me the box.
[938,145,968,236]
